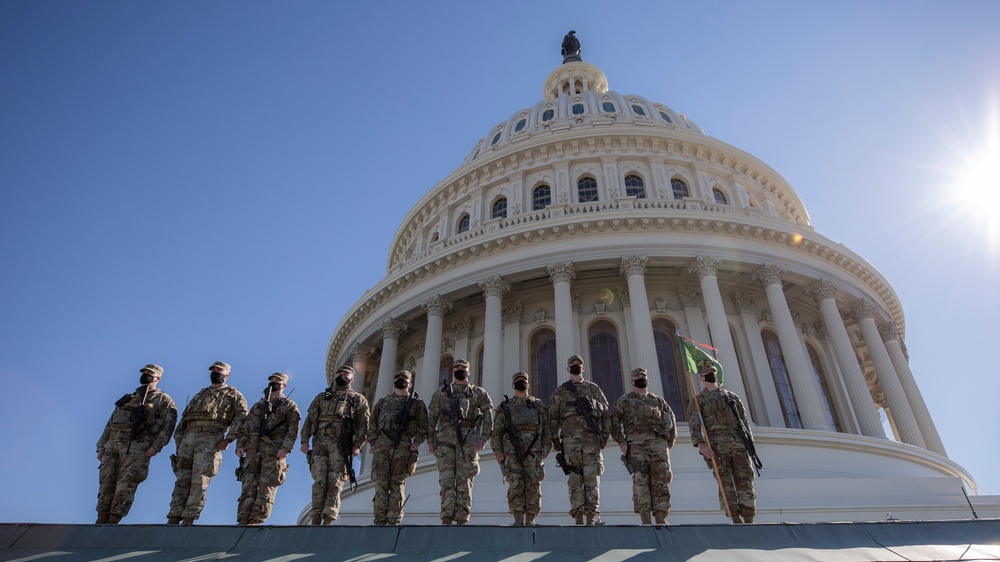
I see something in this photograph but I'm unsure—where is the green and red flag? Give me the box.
[679,335,724,388]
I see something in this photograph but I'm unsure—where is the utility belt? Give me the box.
[188,425,225,433]
[316,427,342,437]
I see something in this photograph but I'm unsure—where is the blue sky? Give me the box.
[1,2,998,525]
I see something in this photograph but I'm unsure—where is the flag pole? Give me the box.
[687,370,734,521]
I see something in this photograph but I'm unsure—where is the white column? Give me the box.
[601,156,620,200]
[502,302,524,399]
[733,292,782,427]
[688,256,748,401]
[850,300,924,447]
[620,256,665,397]
[479,275,509,403]
[880,321,944,454]
[548,262,577,383]
[616,287,638,369]
[678,287,710,345]
[808,280,885,439]
[350,344,376,394]
[374,318,407,402]
[752,264,831,431]
[419,295,452,401]
[452,318,473,365]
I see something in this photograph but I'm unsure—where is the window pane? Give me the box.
[457,214,470,233]
[491,132,502,145]
[659,111,672,123]
[578,176,598,202]
[624,174,646,198]
[763,332,802,429]
[476,345,484,387]
[671,178,689,199]
[531,329,558,404]
[808,346,841,432]
[515,119,527,132]
[653,323,686,421]
[713,188,728,204]
[532,185,551,211]
[492,198,507,219]
[589,321,624,401]
[631,104,646,116]
[603,102,616,113]
[542,109,554,122]
[572,103,585,115]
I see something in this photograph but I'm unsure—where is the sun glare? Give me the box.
[945,104,1000,247]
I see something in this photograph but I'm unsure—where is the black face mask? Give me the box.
[633,378,648,389]
[139,373,155,385]
[335,375,350,387]
[568,365,583,376]
[702,373,717,384]
[393,379,408,390]
[453,370,468,380]
[513,381,528,391]
[210,371,226,384]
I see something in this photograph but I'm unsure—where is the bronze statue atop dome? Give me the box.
[561,30,582,63]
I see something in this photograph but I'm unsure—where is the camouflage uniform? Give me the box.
[428,380,493,524]
[368,380,428,525]
[610,391,676,523]
[300,384,370,523]
[234,390,300,525]
[168,381,247,522]
[688,387,756,522]
[490,393,551,524]
[548,379,610,523]
[96,366,177,524]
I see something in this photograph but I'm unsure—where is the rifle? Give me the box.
[554,437,580,475]
[388,390,418,468]
[620,440,635,475]
[725,394,763,476]
[443,380,470,461]
[121,384,152,454]
[339,395,358,492]
[500,396,532,483]
[564,381,606,447]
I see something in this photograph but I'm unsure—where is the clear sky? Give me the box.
[1,1,998,525]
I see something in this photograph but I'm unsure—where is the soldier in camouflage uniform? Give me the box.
[427,358,493,525]
[167,361,248,525]
[299,364,370,525]
[610,367,677,525]
[234,373,301,525]
[490,371,551,526]
[96,364,177,524]
[368,370,428,525]
[688,363,756,524]
[548,354,610,526]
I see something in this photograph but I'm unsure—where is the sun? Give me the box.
[944,107,1000,246]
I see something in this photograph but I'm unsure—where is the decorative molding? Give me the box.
[593,300,608,316]
[351,343,377,361]
[534,308,548,324]
[620,255,648,277]
[571,291,582,311]
[807,279,838,303]
[732,291,757,313]
[452,318,474,339]
[412,341,426,357]
[502,301,524,324]
[547,261,576,284]
[653,296,668,313]
[616,286,630,307]
[677,286,703,307]
[422,294,453,317]
[849,299,879,323]
[789,305,804,326]
[878,321,900,343]
[752,263,785,287]
[758,310,773,325]
[687,255,721,279]
[479,274,510,298]
[380,318,408,340]
[815,321,828,341]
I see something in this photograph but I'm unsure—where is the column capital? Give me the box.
[616,286,631,307]
[815,321,829,341]
[547,262,577,284]
[479,274,510,298]
[452,318,474,339]
[571,291,582,311]
[878,321,900,343]
[848,299,879,322]
[422,294,453,317]
[502,301,524,324]
[677,286,703,307]
[751,263,785,287]
[412,341,426,357]
[688,255,721,279]
[351,343,377,361]
[789,304,804,326]
[620,255,648,277]
[807,279,838,303]
[379,318,408,340]
[732,291,758,313]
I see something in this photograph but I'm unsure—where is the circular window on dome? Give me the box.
[631,104,646,116]
[572,103,585,115]
[658,111,672,123]
[514,119,527,132]
[602,102,616,113]
[542,109,554,122]
[491,132,502,145]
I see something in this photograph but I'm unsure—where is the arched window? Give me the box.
[588,320,624,401]
[578,176,598,203]
[491,197,508,219]
[762,331,802,429]
[713,188,728,204]
[602,102,616,113]
[808,345,842,432]
[572,103,585,115]
[476,344,485,387]
[631,104,646,116]
[530,328,558,404]
[671,178,689,199]
[491,131,502,145]
[624,174,646,198]
[439,356,453,387]
[514,119,527,132]
[658,111,672,123]
[532,184,551,211]
[542,109,554,122]
[457,213,470,233]
[652,318,686,421]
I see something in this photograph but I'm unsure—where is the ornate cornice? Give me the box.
[688,255,721,279]
[379,318,408,340]
[677,286,703,307]
[620,255,648,277]
[452,318,474,339]
[422,294,453,317]
[752,263,785,287]
[479,275,510,298]
[502,301,524,324]
[547,261,576,284]
[732,291,757,313]
[807,279,838,303]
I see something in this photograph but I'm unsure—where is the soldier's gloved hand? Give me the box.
[299,442,310,455]
[370,446,376,454]
[552,441,561,452]
[409,443,419,452]
[276,448,288,459]
[496,452,504,462]
[476,439,486,451]
[144,447,157,459]
[697,442,715,460]
[619,443,628,455]
[96,450,103,462]
[235,447,245,458]
[217,439,231,451]
[352,446,361,458]
[428,443,436,454]
[540,452,549,460]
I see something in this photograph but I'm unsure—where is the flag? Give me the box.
[679,335,724,387]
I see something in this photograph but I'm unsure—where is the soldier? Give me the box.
[167,361,248,525]
[427,358,493,525]
[688,363,756,524]
[299,364,370,525]
[368,370,428,525]
[234,373,300,525]
[610,367,677,525]
[490,371,551,526]
[96,364,177,524]
[548,354,610,525]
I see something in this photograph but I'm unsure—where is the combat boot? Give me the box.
[585,513,596,526]
[654,511,668,525]
[322,515,335,525]
[731,514,743,525]
[441,517,453,525]
[166,516,181,525]
[456,520,467,525]
[106,514,122,524]
[639,511,652,525]
[525,513,537,526]
[310,514,322,525]
[573,514,584,525]
[513,512,525,526]
[181,517,195,526]
[743,514,754,524]
[95,512,110,524]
